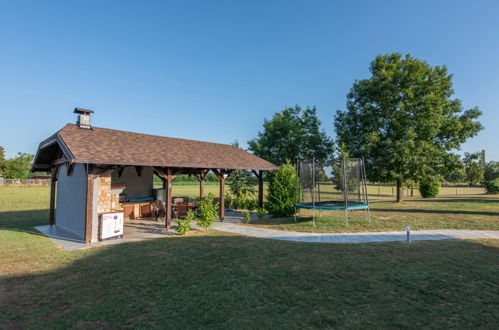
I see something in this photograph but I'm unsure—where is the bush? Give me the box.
[245,199,258,211]
[196,193,219,230]
[224,193,233,209]
[234,195,246,210]
[419,180,440,198]
[485,178,499,194]
[226,194,258,211]
[242,211,251,223]
[256,208,266,219]
[175,210,194,235]
[484,161,499,182]
[265,162,300,217]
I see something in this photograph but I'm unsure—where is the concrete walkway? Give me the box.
[212,222,499,243]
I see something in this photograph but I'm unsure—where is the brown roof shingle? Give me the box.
[49,124,277,171]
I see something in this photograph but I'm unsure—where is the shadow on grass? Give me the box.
[402,197,499,204]
[1,232,498,329]
[0,209,49,234]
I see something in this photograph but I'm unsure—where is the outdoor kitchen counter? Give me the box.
[120,201,153,219]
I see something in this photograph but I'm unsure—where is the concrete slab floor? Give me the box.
[36,218,177,251]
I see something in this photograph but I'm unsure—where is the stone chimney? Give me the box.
[74,108,94,129]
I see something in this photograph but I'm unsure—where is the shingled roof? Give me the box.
[32,124,277,171]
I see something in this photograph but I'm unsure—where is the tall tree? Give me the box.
[334,53,482,202]
[442,153,466,183]
[463,152,484,185]
[248,105,334,166]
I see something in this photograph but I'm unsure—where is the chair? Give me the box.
[176,202,189,219]
[153,200,166,221]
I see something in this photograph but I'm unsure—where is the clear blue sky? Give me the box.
[1,0,498,161]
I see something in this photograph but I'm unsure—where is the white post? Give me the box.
[406,224,411,242]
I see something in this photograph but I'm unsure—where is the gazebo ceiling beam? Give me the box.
[135,166,144,177]
[117,165,125,178]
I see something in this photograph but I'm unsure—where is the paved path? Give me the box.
[212,222,499,243]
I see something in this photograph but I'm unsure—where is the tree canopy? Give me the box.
[2,152,34,179]
[463,152,484,185]
[484,161,499,182]
[248,105,334,166]
[334,53,482,201]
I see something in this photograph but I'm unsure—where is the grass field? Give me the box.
[248,195,499,233]
[1,219,498,328]
[2,185,495,233]
[1,185,498,328]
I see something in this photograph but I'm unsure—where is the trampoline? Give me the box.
[295,158,370,226]
[296,201,369,211]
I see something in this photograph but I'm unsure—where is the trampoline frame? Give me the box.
[295,202,369,211]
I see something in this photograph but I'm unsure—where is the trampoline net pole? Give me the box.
[362,157,371,223]
[342,158,348,226]
[294,160,299,223]
[312,157,316,228]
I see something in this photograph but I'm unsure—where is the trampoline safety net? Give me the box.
[296,158,369,211]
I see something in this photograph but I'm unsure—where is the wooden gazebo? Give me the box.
[32,116,277,242]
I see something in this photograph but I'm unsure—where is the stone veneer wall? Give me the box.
[98,175,111,213]
[97,174,123,213]
[110,192,121,211]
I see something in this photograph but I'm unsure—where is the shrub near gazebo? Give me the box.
[265,162,300,217]
[196,193,219,229]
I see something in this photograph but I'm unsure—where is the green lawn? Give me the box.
[0,185,223,227]
[247,195,499,233]
[1,186,498,328]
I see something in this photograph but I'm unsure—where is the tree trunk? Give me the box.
[396,179,403,202]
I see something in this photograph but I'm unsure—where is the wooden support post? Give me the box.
[49,167,58,226]
[200,177,204,200]
[153,166,176,230]
[259,171,264,208]
[85,164,94,243]
[219,173,225,221]
[210,169,232,221]
[252,170,264,208]
[212,169,227,220]
[197,170,208,201]
[165,168,173,230]
[257,171,264,208]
